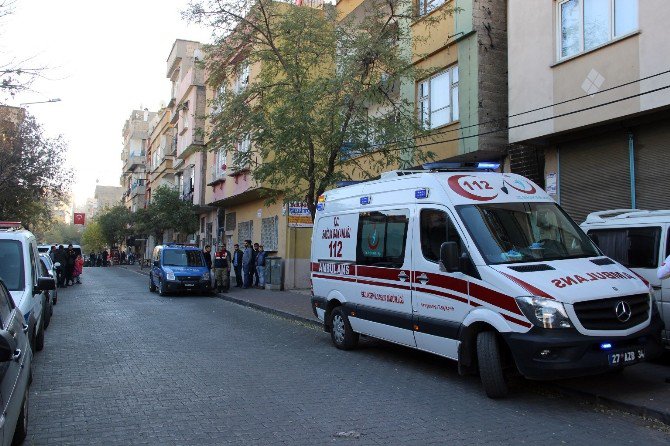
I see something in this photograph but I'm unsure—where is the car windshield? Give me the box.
[163,249,204,267]
[0,240,25,291]
[456,202,600,265]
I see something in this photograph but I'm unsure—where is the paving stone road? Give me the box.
[27,267,670,445]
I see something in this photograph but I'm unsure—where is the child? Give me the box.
[74,254,84,284]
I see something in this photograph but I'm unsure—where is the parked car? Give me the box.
[0,223,55,353]
[149,244,211,296]
[581,209,670,346]
[39,254,58,305]
[310,170,663,398]
[0,278,32,445]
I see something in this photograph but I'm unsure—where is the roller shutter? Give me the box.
[634,122,670,210]
[559,130,631,224]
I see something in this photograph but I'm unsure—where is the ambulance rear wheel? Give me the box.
[477,331,509,398]
[330,307,359,350]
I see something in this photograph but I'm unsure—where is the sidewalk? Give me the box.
[118,263,670,424]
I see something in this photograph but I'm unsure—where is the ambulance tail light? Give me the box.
[515,296,572,329]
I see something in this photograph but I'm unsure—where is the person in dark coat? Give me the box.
[54,245,66,287]
[65,244,77,286]
[242,240,253,289]
[232,244,244,288]
[101,250,109,267]
[203,245,213,270]
[251,243,260,287]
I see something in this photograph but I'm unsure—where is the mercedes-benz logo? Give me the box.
[615,301,632,322]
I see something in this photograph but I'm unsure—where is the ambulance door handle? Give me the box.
[417,273,429,285]
[398,271,408,282]
[652,285,661,290]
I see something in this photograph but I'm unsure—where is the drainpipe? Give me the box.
[628,132,636,209]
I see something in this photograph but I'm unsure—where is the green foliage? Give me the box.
[0,111,71,228]
[187,0,453,216]
[134,186,199,242]
[40,222,81,246]
[80,220,106,253]
[97,205,132,247]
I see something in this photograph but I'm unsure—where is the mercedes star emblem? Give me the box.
[615,301,632,322]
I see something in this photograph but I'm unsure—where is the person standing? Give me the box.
[203,245,213,271]
[213,244,231,293]
[65,244,77,286]
[49,245,57,263]
[54,245,66,287]
[232,244,244,288]
[242,240,253,289]
[255,245,267,289]
[101,249,109,267]
[73,254,84,284]
[251,243,260,287]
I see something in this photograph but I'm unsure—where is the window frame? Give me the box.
[417,65,459,130]
[419,208,463,264]
[418,0,447,17]
[587,226,662,269]
[356,209,410,269]
[556,0,639,62]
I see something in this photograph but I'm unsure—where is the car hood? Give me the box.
[488,257,649,305]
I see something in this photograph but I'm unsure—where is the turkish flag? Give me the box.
[73,213,86,225]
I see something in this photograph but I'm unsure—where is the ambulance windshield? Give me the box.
[457,202,600,265]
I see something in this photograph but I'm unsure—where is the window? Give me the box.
[418,0,446,16]
[420,209,462,263]
[235,63,250,93]
[588,227,661,268]
[0,284,12,329]
[238,220,253,245]
[418,65,459,129]
[559,0,638,60]
[225,212,237,232]
[261,216,279,251]
[356,210,409,268]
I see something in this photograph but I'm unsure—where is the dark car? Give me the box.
[149,244,211,296]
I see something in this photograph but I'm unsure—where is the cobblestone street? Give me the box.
[28,267,670,445]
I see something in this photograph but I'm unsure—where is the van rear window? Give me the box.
[588,227,661,268]
[356,210,409,268]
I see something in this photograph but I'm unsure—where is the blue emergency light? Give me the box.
[415,188,429,199]
[360,196,371,205]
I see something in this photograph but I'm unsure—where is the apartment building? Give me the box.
[121,109,156,213]
[509,0,670,223]
[166,39,217,246]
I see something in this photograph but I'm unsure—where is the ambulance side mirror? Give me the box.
[440,242,460,273]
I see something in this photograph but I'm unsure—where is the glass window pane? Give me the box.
[561,0,581,58]
[452,66,459,84]
[452,85,459,121]
[431,107,450,129]
[584,0,611,50]
[421,210,448,262]
[615,0,638,36]
[430,72,450,112]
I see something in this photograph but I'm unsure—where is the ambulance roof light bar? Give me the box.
[422,162,501,172]
[0,221,24,230]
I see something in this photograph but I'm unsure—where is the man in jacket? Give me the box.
[255,245,267,289]
[203,245,213,270]
[54,245,66,287]
[242,240,253,289]
[65,244,77,286]
[213,244,231,293]
[232,244,244,288]
[251,242,259,287]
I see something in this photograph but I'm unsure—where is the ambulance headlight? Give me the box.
[515,296,572,329]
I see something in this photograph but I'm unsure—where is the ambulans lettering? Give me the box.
[361,291,404,304]
[551,271,637,288]
[318,262,351,275]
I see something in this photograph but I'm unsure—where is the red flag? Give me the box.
[73,213,86,225]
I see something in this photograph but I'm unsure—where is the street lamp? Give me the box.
[19,98,61,106]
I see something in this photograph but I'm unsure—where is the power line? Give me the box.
[364,67,670,151]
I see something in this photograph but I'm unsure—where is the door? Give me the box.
[151,247,161,285]
[0,282,26,446]
[349,209,415,347]
[412,207,473,359]
[661,227,670,342]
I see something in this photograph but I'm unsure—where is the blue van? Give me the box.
[149,244,211,295]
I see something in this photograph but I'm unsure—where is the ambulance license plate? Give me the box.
[608,348,645,366]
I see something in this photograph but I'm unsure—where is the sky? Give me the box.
[2,0,213,205]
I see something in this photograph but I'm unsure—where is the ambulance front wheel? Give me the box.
[477,331,509,398]
[330,307,359,350]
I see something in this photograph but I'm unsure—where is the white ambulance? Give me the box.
[310,169,663,398]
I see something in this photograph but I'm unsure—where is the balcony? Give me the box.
[130,179,147,198]
[124,154,145,173]
[208,165,227,186]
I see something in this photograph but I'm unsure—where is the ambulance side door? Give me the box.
[411,207,474,360]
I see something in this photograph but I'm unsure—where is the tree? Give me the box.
[39,222,81,245]
[186,0,453,217]
[97,205,132,247]
[0,110,71,229]
[135,186,199,243]
[81,221,106,253]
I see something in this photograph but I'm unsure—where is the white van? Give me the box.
[581,209,670,345]
[310,170,664,398]
[0,224,55,352]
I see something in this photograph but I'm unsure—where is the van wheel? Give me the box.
[149,275,157,292]
[35,316,45,352]
[12,388,28,446]
[330,307,359,350]
[477,331,508,398]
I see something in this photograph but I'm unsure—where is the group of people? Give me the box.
[202,240,268,293]
[50,244,83,287]
[88,250,109,267]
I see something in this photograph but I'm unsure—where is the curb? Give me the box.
[117,264,669,425]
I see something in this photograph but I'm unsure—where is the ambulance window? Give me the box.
[420,209,461,263]
[357,210,409,268]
